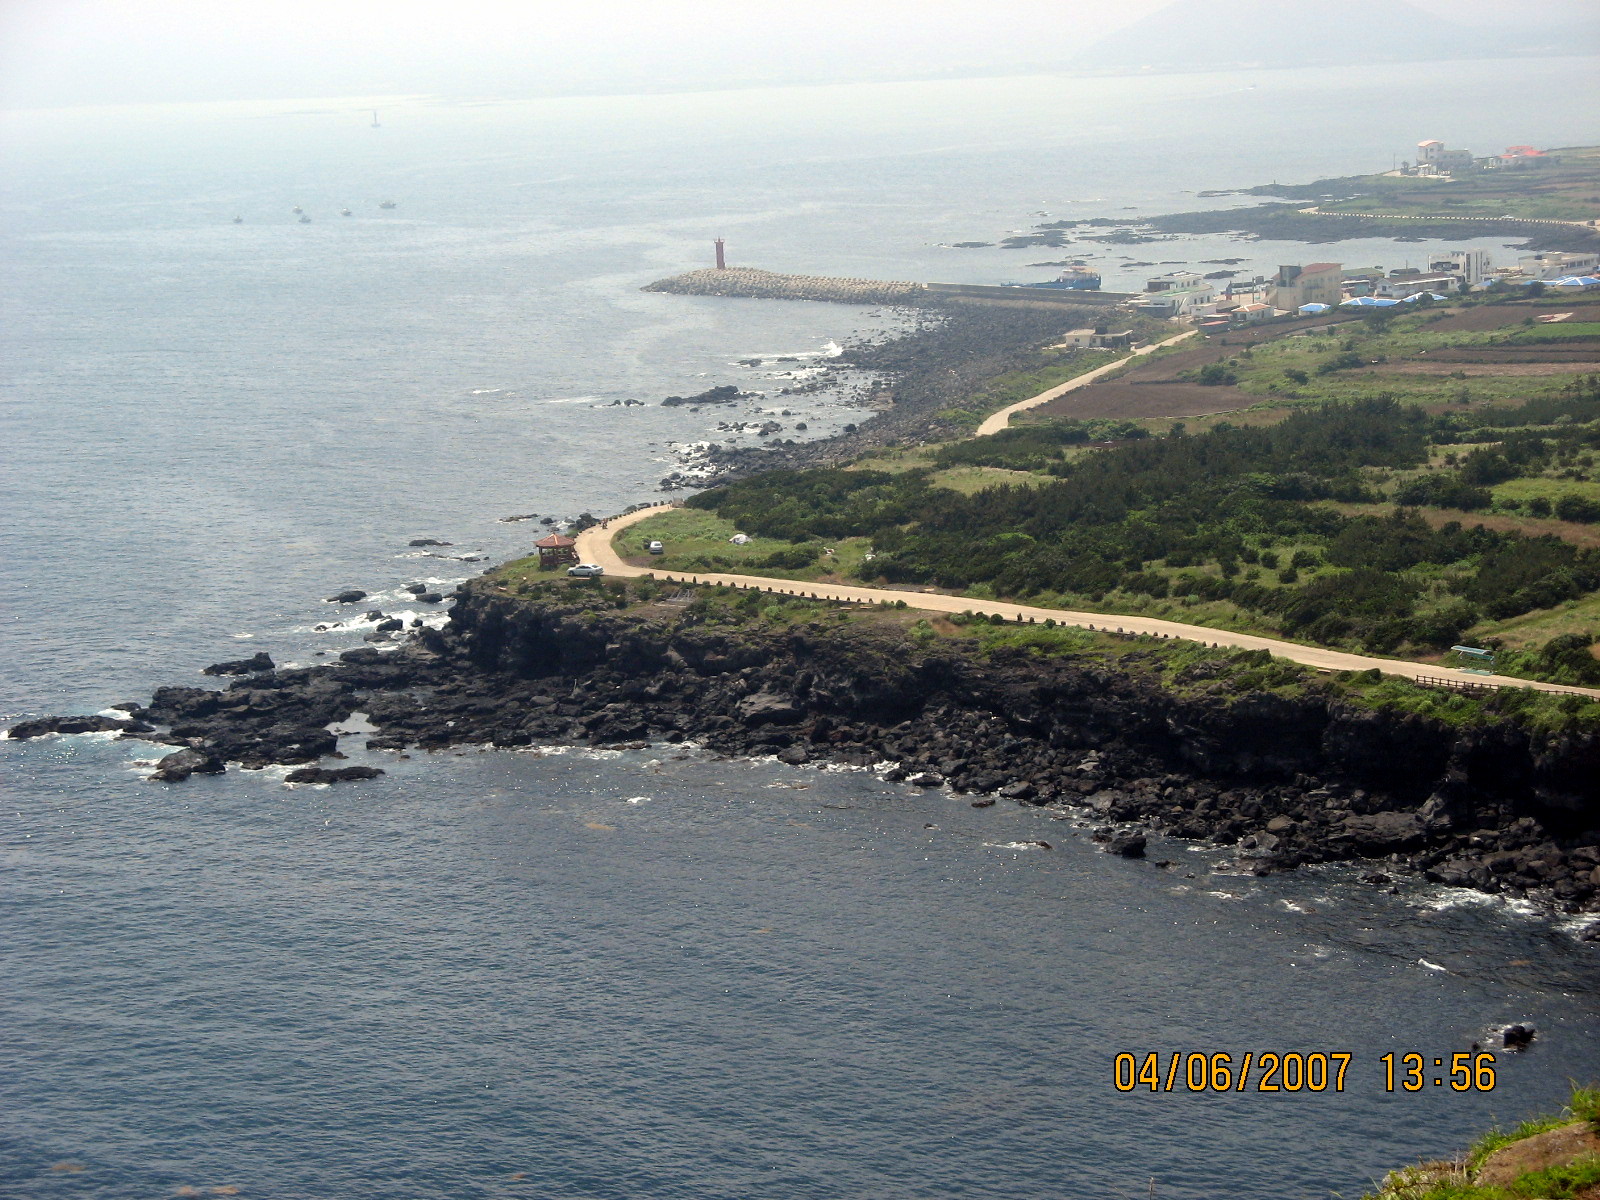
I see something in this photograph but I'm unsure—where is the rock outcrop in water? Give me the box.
[12,583,1599,915]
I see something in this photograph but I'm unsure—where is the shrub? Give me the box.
[1554,495,1600,523]
[757,545,822,569]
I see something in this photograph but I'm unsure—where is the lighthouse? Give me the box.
[714,238,726,270]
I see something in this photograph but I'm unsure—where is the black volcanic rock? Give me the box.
[284,765,385,784]
[1106,831,1147,858]
[202,652,275,676]
[149,747,225,782]
[6,714,128,739]
[36,583,1600,915]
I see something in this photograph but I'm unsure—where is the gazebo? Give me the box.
[535,532,577,566]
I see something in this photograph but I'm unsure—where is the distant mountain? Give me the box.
[1068,0,1583,72]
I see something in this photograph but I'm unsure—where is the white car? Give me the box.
[567,563,605,578]
[646,540,665,555]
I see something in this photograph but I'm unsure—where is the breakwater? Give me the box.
[643,266,1134,308]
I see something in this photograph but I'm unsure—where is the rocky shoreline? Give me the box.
[683,303,1102,486]
[12,584,1599,923]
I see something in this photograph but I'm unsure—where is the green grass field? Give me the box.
[621,509,879,582]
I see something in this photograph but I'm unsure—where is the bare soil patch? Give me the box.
[1354,361,1596,377]
[1422,297,1600,334]
[1422,345,1600,364]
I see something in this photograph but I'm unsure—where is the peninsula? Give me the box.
[11,160,1600,927]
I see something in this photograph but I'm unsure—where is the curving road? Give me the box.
[974,329,1199,435]
[575,507,1600,699]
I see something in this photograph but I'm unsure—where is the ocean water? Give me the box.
[3,59,1599,1198]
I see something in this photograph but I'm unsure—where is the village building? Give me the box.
[1372,274,1459,299]
[1520,251,1600,280]
[1415,139,1473,173]
[1488,145,1559,170]
[1428,250,1492,287]
[1134,271,1217,318]
[1059,327,1136,350]
[1269,262,1343,310]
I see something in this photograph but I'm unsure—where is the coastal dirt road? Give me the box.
[974,329,1198,435]
[577,507,1600,699]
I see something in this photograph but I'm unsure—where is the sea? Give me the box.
[3,58,1599,1199]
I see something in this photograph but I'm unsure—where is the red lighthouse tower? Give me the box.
[714,238,726,270]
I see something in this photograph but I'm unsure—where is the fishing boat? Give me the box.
[378,200,397,209]
[232,216,243,224]
[298,214,312,224]
[340,209,352,217]
[292,206,303,214]
[1019,263,1103,291]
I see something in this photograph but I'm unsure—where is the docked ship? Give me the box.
[1020,263,1102,291]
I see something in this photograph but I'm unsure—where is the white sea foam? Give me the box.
[1418,959,1448,972]
[1409,887,1541,919]
[1557,914,1600,941]
[624,796,651,805]
[984,841,1049,851]
[544,395,604,404]
[737,341,844,362]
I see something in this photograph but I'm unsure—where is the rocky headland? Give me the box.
[12,581,1599,920]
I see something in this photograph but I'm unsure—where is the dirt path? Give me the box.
[579,507,1600,698]
[974,329,1198,435]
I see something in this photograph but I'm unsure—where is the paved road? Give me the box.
[576,507,1600,699]
[974,329,1198,435]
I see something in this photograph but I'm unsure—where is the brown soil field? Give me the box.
[1422,296,1600,334]
[1355,361,1598,377]
[1422,304,1549,333]
[1422,345,1600,364]
[1020,379,1255,421]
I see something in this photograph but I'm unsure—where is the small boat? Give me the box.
[298,214,312,224]
[378,200,397,209]
[292,206,303,214]
[232,216,243,224]
[340,208,352,217]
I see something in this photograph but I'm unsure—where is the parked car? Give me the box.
[567,563,604,577]
[646,540,665,555]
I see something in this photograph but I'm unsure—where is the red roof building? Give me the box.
[535,533,577,565]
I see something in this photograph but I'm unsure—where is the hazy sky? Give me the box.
[0,0,1590,109]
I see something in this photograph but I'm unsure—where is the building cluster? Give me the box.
[1169,246,1599,332]
[1131,135,1594,328]
[1403,139,1559,178]
[1144,245,1600,332]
